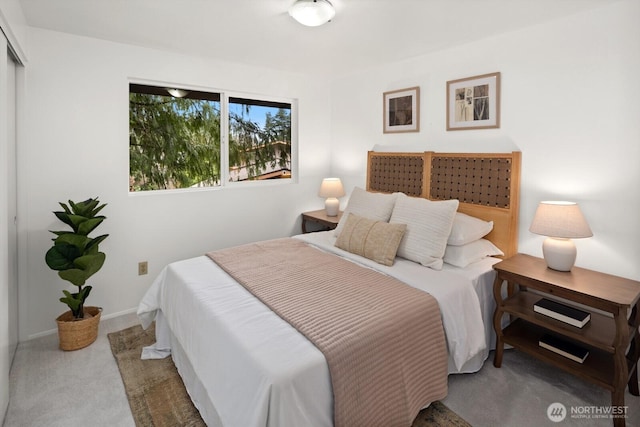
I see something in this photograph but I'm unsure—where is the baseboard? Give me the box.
[26,307,138,340]
[101,306,138,321]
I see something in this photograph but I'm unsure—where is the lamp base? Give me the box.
[325,197,339,217]
[542,237,577,272]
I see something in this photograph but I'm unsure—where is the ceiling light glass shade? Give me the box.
[289,0,335,27]
[529,201,593,271]
[166,88,189,98]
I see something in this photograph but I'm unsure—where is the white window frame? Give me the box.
[128,79,298,194]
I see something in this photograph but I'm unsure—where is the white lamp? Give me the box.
[529,201,593,271]
[318,178,345,216]
[289,0,335,27]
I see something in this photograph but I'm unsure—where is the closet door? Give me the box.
[6,43,18,354]
[0,34,18,422]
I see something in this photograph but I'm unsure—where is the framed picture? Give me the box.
[383,86,420,133]
[446,72,500,131]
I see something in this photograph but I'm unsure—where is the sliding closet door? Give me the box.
[0,34,19,422]
[6,44,18,354]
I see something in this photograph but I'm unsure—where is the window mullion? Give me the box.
[220,93,230,186]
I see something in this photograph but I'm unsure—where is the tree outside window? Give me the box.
[129,84,293,192]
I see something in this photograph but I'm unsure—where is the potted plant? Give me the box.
[45,197,109,350]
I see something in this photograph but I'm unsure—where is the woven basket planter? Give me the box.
[56,306,102,351]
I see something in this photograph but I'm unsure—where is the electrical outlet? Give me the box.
[138,261,148,276]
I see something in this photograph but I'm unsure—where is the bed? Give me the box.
[137,150,522,427]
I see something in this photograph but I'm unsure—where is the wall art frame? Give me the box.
[383,86,420,133]
[446,72,500,131]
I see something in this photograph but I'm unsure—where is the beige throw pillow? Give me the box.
[335,213,406,266]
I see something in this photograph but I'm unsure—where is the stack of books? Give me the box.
[534,298,591,328]
[534,298,591,363]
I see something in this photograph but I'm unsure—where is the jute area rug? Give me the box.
[108,324,471,427]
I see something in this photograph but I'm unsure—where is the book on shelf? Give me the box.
[533,298,590,328]
[539,334,589,363]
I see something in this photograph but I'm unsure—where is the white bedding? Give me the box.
[137,231,500,427]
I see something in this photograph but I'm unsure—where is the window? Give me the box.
[129,83,294,192]
[228,97,292,182]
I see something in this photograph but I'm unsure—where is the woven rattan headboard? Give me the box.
[367,151,521,258]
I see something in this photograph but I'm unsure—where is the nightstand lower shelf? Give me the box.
[503,319,616,391]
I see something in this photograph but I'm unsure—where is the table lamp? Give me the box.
[529,201,593,271]
[318,178,345,217]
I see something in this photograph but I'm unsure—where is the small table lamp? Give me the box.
[318,178,345,217]
[529,201,593,271]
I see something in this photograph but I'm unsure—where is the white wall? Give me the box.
[18,28,333,339]
[14,0,640,340]
[330,0,640,281]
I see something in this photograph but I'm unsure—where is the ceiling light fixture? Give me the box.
[166,88,189,98]
[289,0,335,27]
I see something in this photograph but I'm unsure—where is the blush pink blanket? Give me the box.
[207,238,448,427]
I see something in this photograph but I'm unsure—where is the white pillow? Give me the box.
[443,239,504,268]
[448,212,494,246]
[334,187,398,236]
[389,193,459,270]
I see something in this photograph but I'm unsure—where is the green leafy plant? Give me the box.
[45,198,109,319]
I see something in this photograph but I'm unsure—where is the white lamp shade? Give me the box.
[289,0,335,27]
[529,201,592,239]
[530,201,592,271]
[318,178,345,198]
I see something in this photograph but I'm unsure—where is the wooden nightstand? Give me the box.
[492,254,640,427]
[301,209,342,233]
